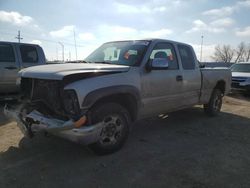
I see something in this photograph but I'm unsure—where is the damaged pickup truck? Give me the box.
[5,39,231,155]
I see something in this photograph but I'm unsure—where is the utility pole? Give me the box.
[15,30,23,43]
[200,35,204,62]
[73,30,78,60]
[58,42,64,62]
[69,51,71,61]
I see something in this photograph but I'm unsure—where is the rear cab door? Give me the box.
[17,44,44,69]
[0,43,20,93]
[176,44,201,106]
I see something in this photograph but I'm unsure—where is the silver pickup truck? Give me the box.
[5,39,231,155]
[0,41,46,97]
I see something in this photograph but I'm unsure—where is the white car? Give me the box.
[231,62,250,94]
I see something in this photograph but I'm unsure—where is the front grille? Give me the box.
[232,77,247,83]
[232,82,240,88]
[20,78,66,119]
[32,79,62,110]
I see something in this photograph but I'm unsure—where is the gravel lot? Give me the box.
[0,95,250,188]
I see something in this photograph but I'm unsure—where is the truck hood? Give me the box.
[20,63,130,80]
[232,72,250,78]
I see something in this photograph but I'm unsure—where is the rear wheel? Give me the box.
[204,89,223,116]
[88,103,130,155]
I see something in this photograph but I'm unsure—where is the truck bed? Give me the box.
[199,67,232,104]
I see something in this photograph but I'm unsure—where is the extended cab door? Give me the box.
[0,43,20,93]
[176,44,201,106]
[140,42,185,116]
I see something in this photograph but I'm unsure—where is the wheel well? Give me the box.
[90,94,138,122]
[214,80,226,94]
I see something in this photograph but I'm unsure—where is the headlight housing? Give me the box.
[63,90,80,119]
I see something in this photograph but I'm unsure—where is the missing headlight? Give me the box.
[63,90,80,120]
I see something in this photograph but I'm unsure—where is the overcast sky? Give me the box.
[0,0,250,61]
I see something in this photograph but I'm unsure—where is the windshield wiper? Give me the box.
[83,60,92,63]
[66,60,91,63]
[94,61,113,64]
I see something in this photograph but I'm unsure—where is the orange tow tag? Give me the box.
[74,116,87,128]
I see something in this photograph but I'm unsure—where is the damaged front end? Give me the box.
[4,78,103,145]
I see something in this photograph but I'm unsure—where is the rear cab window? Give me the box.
[178,45,196,70]
[149,43,179,70]
[0,44,15,63]
[20,45,38,63]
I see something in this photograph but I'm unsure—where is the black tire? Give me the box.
[88,103,131,155]
[204,89,223,116]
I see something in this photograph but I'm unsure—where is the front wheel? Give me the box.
[88,103,131,155]
[204,89,223,116]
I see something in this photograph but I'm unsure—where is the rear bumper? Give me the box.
[231,81,250,91]
[4,105,103,145]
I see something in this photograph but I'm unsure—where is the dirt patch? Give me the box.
[0,96,250,188]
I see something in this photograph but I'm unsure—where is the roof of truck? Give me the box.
[0,41,40,46]
[104,38,193,48]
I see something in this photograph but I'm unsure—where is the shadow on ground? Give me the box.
[1,107,250,188]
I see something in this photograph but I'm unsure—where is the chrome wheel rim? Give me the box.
[100,114,124,146]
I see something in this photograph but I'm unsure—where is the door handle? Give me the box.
[176,75,183,81]
[4,66,17,70]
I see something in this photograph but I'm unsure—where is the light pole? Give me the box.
[56,47,58,61]
[200,35,204,62]
[58,42,64,62]
[74,30,78,60]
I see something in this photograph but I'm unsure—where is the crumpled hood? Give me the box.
[232,72,250,78]
[20,63,130,80]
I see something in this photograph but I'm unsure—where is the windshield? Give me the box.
[85,40,150,66]
[231,63,250,72]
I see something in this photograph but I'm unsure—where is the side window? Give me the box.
[150,43,178,70]
[20,45,38,63]
[0,44,15,63]
[178,45,195,70]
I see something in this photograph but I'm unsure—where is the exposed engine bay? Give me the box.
[20,78,81,121]
[4,77,103,144]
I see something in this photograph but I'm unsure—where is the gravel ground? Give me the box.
[0,95,250,188]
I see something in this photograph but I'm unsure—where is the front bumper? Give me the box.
[231,82,250,93]
[4,105,103,145]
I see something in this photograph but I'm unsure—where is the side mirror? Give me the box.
[198,60,205,68]
[147,58,169,71]
[199,63,205,68]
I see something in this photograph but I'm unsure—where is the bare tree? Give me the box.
[244,43,250,62]
[234,42,246,63]
[212,45,234,63]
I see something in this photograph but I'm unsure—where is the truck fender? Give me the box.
[82,85,141,109]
